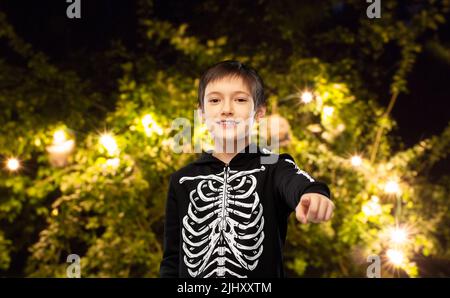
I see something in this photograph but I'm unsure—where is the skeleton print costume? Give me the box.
[160,143,331,278]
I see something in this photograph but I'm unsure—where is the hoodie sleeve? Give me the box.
[159,175,180,278]
[274,153,331,211]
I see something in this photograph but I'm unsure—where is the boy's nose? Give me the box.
[221,99,233,115]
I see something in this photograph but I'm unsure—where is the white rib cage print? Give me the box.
[179,165,266,278]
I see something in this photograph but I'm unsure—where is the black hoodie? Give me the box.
[159,143,331,278]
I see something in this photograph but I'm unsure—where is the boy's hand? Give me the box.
[295,193,334,224]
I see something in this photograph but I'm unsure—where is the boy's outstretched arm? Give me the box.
[274,153,333,224]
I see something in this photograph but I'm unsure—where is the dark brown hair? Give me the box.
[197,60,266,110]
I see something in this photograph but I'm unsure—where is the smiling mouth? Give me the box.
[216,120,240,127]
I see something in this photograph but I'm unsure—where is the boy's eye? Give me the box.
[207,98,248,103]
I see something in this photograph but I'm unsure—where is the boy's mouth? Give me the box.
[216,119,240,128]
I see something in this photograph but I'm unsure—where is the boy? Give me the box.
[159,60,334,278]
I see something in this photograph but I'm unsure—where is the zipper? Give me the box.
[220,163,229,230]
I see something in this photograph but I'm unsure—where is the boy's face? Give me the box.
[200,76,265,146]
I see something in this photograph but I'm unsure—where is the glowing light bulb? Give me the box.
[384,180,400,195]
[301,91,313,103]
[6,158,20,171]
[323,106,334,118]
[350,155,362,167]
[386,248,404,266]
[389,227,408,245]
[100,133,119,155]
[53,129,67,145]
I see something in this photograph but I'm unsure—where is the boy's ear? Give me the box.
[255,105,266,122]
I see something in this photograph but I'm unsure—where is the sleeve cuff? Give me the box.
[302,182,331,199]
[289,181,331,211]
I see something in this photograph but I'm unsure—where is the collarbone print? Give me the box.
[179,165,266,278]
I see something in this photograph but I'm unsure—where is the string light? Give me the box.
[300,91,313,104]
[389,227,408,245]
[350,155,363,167]
[142,114,163,136]
[53,129,67,145]
[323,106,334,118]
[386,248,405,267]
[384,179,401,195]
[99,133,119,156]
[6,157,20,171]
